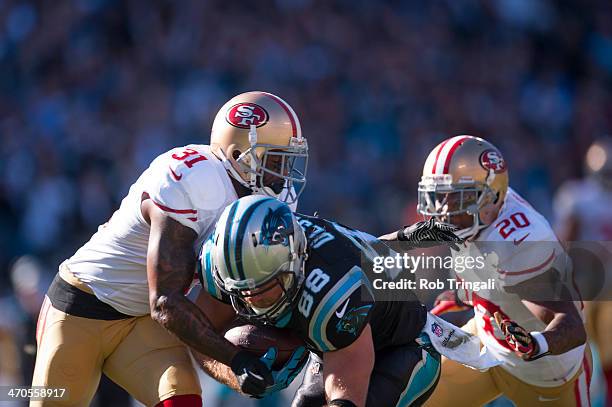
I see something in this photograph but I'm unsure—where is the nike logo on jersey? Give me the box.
[169,166,182,181]
[335,298,350,318]
[513,233,530,245]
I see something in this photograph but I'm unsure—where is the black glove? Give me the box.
[230,350,274,398]
[397,218,463,250]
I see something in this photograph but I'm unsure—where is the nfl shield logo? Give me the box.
[431,322,444,337]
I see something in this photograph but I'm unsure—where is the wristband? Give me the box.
[529,331,550,359]
[397,227,408,241]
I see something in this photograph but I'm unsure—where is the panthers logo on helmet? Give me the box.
[479,149,506,173]
[259,205,294,248]
[336,305,372,336]
[226,103,269,128]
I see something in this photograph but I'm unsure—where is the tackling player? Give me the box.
[194,195,470,407]
[31,91,308,406]
[387,135,591,406]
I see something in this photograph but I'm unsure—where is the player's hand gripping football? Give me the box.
[494,312,548,361]
[230,349,275,397]
[431,289,471,315]
[259,346,308,396]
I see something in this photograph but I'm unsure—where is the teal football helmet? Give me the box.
[208,195,307,324]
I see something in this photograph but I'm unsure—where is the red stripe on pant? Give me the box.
[574,379,581,407]
[583,356,592,406]
[36,297,52,345]
[155,394,202,407]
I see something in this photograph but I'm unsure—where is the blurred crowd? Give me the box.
[0,0,611,404]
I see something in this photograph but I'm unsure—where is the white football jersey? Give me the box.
[554,177,612,241]
[63,145,239,316]
[453,188,585,387]
[553,177,612,295]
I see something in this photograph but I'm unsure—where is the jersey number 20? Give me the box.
[495,212,530,239]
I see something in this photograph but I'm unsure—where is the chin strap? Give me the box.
[455,213,488,239]
[213,135,299,204]
[214,146,258,192]
[456,185,501,239]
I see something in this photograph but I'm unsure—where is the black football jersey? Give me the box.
[198,214,427,353]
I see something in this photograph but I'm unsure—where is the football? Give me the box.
[224,324,306,369]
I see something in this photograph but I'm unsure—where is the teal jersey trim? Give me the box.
[396,348,441,407]
[309,266,364,352]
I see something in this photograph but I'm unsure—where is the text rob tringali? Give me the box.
[372,278,496,292]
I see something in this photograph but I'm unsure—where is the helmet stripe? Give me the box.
[442,136,469,174]
[223,201,240,280]
[432,136,469,174]
[199,240,222,300]
[233,197,272,281]
[263,92,300,139]
[431,138,452,174]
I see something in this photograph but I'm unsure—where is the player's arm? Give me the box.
[145,203,275,396]
[322,324,375,407]
[143,200,239,364]
[520,299,586,355]
[189,289,242,392]
[496,270,586,360]
[378,219,462,250]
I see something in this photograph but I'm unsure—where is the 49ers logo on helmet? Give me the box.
[480,149,506,173]
[226,103,269,129]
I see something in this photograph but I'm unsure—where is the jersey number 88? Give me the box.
[297,269,330,317]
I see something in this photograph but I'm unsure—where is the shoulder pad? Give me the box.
[144,165,200,233]
[480,195,567,286]
[144,146,236,234]
[171,146,235,211]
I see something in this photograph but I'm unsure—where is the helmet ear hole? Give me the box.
[479,204,497,225]
[232,150,241,160]
[479,196,503,225]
